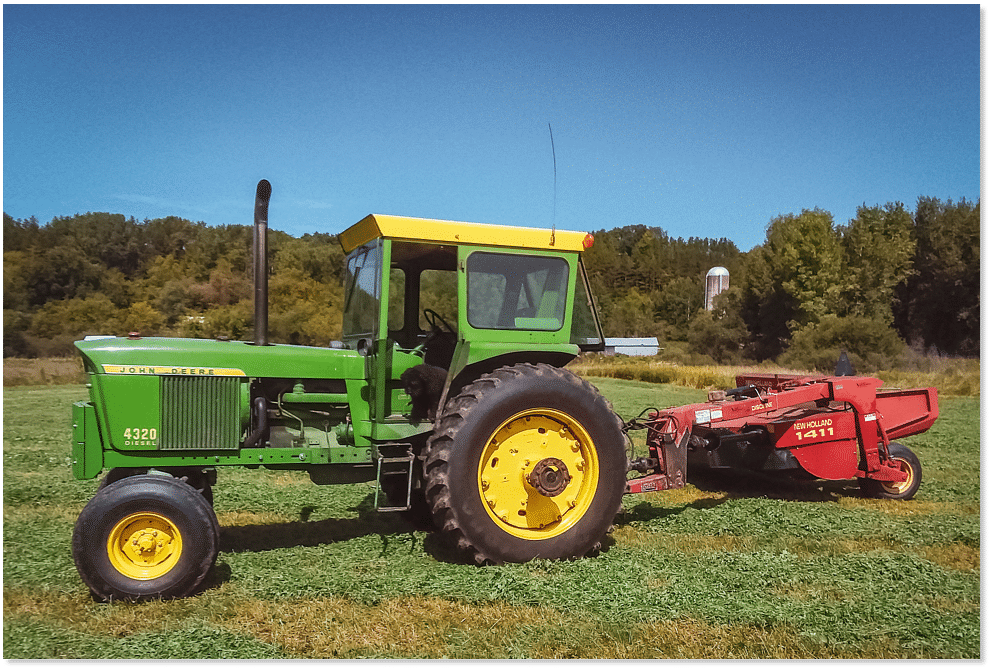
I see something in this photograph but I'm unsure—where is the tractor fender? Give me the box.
[436,349,578,423]
[72,401,104,480]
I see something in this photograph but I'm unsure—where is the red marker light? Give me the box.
[582,233,594,250]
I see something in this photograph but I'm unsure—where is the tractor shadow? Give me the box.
[216,493,414,554]
[203,494,420,591]
[197,494,466,593]
[201,493,472,591]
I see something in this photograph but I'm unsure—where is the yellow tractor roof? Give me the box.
[338,214,593,254]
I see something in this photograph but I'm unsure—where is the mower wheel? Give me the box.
[424,363,628,564]
[73,474,220,601]
[860,442,922,500]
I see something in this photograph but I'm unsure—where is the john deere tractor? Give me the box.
[70,180,629,601]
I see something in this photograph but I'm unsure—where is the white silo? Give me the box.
[705,267,729,310]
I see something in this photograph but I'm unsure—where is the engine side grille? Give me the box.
[160,376,241,450]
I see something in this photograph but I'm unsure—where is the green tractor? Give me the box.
[71,180,629,601]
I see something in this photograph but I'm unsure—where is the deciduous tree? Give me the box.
[894,197,979,355]
[838,203,915,326]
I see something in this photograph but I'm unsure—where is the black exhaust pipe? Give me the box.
[253,179,271,346]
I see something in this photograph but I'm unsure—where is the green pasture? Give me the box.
[3,380,979,658]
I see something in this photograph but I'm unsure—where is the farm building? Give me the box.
[603,337,661,356]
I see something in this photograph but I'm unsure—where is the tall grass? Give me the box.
[3,357,86,386]
[569,353,980,396]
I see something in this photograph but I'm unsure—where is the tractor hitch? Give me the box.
[624,412,688,495]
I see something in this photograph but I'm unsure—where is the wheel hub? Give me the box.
[477,408,599,539]
[136,532,158,553]
[527,458,571,497]
[107,512,182,580]
[881,457,914,494]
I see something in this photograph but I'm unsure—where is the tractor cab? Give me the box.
[337,214,606,425]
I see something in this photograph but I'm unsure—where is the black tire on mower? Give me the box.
[859,442,922,500]
[423,363,628,565]
[72,474,220,601]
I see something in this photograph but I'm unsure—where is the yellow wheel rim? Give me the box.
[880,457,915,496]
[477,408,599,540]
[107,512,183,580]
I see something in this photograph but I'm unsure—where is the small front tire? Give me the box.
[100,467,214,506]
[73,474,220,601]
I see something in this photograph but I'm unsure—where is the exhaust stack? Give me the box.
[253,179,271,346]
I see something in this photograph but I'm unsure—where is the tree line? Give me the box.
[580,197,977,369]
[3,196,979,370]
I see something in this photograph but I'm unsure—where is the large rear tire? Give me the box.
[73,474,220,601]
[424,363,628,564]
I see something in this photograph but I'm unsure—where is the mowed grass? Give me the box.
[3,380,979,658]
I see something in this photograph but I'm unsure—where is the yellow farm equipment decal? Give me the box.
[122,427,158,447]
[102,364,246,377]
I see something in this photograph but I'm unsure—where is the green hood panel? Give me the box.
[75,337,365,380]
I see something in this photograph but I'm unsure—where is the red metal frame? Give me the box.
[626,373,938,494]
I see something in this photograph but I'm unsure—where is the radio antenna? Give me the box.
[548,122,557,245]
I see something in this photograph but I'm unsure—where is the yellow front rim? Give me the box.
[107,512,183,580]
[477,408,599,540]
[880,457,915,495]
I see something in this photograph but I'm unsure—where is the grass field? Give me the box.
[3,380,979,658]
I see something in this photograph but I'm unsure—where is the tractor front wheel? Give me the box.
[100,467,214,506]
[860,442,922,500]
[73,474,220,601]
[424,363,628,564]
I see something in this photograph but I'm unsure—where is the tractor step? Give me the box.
[374,451,415,512]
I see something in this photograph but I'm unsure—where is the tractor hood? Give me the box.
[75,336,365,380]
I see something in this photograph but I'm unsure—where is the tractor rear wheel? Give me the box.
[424,363,628,564]
[860,442,922,500]
[73,474,220,601]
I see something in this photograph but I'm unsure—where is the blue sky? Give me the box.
[3,4,980,251]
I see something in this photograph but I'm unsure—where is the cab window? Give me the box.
[466,252,569,331]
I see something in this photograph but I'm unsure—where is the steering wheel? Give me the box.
[423,308,454,334]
